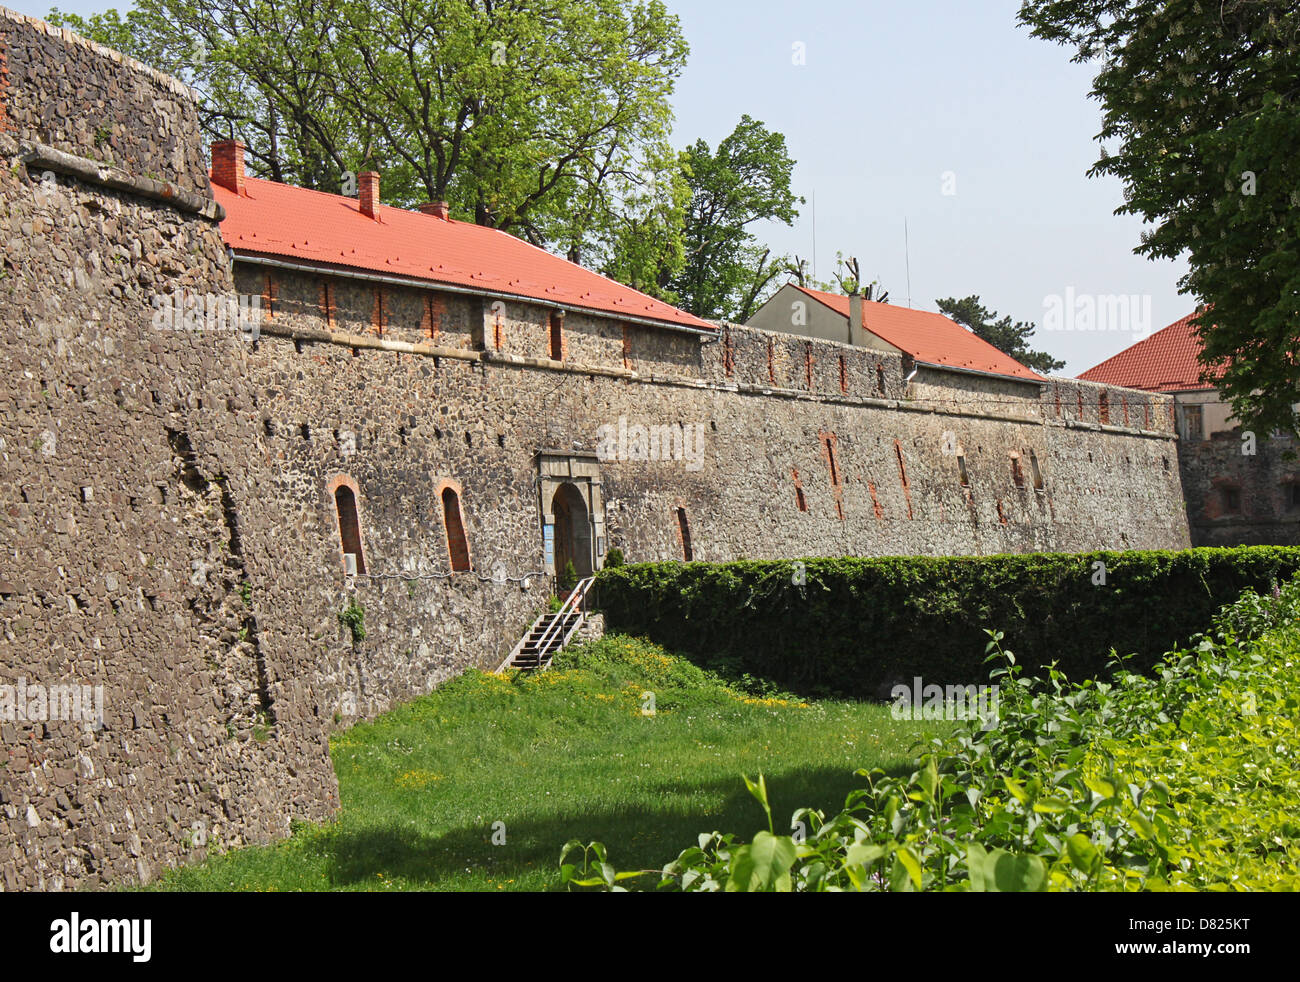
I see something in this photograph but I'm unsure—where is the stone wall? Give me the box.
[0,8,336,891]
[1180,428,1300,547]
[0,8,1193,890]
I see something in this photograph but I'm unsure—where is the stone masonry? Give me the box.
[0,9,1191,889]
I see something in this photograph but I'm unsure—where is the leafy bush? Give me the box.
[338,599,366,644]
[558,559,579,593]
[562,579,1300,891]
[604,548,626,568]
[595,547,1300,696]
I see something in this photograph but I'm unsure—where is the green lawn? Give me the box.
[151,636,952,891]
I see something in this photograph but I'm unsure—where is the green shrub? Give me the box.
[558,559,578,593]
[604,548,626,568]
[595,547,1300,696]
[338,599,366,644]
[563,578,1300,891]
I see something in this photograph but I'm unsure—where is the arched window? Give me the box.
[334,484,366,574]
[442,486,471,572]
[676,507,694,562]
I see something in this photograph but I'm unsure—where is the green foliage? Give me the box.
[52,1,689,261]
[564,582,1300,891]
[668,115,803,321]
[338,598,365,644]
[149,635,944,891]
[604,547,626,568]
[546,594,564,615]
[595,547,1300,697]
[936,295,1064,374]
[557,559,579,594]
[1017,0,1300,437]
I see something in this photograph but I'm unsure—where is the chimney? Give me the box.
[848,293,863,347]
[211,140,246,195]
[418,201,451,221]
[358,171,380,219]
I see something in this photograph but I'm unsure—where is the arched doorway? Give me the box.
[552,482,593,580]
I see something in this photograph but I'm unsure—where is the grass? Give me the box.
[150,636,954,891]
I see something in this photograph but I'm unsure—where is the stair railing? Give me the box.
[528,576,595,670]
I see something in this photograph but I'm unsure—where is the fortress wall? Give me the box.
[0,9,336,890]
[0,8,1191,890]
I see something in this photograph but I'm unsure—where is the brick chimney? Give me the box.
[418,201,451,221]
[211,140,246,195]
[358,171,380,219]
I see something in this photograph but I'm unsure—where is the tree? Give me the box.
[936,296,1065,374]
[49,0,690,258]
[1018,0,1300,435]
[668,116,803,321]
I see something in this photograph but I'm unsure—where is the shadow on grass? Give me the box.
[325,759,917,890]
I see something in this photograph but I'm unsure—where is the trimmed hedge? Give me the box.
[594,547,1300,698]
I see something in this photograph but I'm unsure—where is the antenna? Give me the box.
[905,219,913,309]
[811,190,817,287]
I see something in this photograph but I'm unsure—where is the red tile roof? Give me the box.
[213,176,716,334]
[1078,311,1221,392]
[792,286,1043,382]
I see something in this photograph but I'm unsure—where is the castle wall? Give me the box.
[0,8,336,890]
[0,8,1191,890]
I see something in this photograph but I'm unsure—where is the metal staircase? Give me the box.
[497,577,595,673]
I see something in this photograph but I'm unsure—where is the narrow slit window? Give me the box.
[1029,451,1045,492]
[442,487,471,572]
[334,485,366,574]
[1010,453,1025,489]
[676,507,694,561]
[957,455,970,488]
[549,311,564,361]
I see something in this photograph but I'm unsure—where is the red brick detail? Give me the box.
[358,171,380,219]
[997,499,1008,525]
[421,294,445,341]
[622,324,632,370]
[723,327,735,377]
[1054,384,1062,417]
[1077,390,1085,419]
[1121,395,1130,426]
[0,42,10,134]
[435,479,472,572]
[319,280,335,330]
[370,288,385,337]
[868,481,884,520]
[211,140,246,195]
[1144,402,1151,429]
[262,274,276,319]
[767,338,776,384]
[894,439,914,520]
[1099,391,1111,425]
[792,468,808,512]
[819,430,845,522]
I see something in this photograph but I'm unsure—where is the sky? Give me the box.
[14,0,1192,375]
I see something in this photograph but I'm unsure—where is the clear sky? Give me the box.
[15,0,1192,375]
